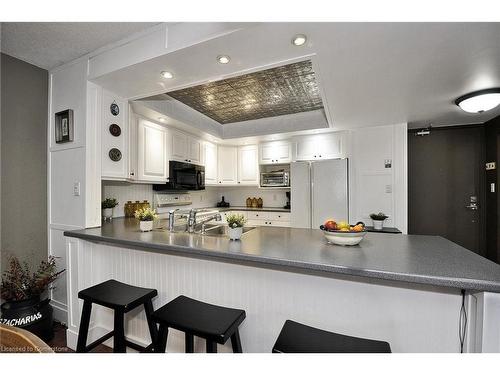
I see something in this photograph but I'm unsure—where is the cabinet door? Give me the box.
[237,145,259,185]
[137,119,167,182]
[295,132,346,161]
[259,141,292,164]
[170,131,188,162]
[217,146,238,185]
[187,137,202,164]
[204,142,218,185]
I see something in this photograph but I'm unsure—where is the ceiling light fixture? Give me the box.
[455,88,500,113]
[217,55,230,64]
[292,34,307,46]
[158,117,166,123]
[160,71,173,79]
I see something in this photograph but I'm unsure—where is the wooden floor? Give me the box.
[47,322,112,353]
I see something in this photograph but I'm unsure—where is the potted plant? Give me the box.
[1,255,65,341]
[226,213,246,240]
[370,212,388,230]
[102,198,118,221]
[134,207,158,232]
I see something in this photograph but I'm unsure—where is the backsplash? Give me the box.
[102,181,220,217]
[217,187,289,208]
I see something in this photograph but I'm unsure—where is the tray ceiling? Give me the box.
[167,60,324,124]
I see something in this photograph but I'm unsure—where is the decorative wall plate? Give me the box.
[109,148,122,162]
[110,102,120,116]
[109,124,121,137]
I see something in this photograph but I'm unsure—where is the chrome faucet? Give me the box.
[187,209,222,233]
[168,209,189,232]
[168,209,179,231]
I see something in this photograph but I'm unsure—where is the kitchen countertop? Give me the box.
[64,218,500,293]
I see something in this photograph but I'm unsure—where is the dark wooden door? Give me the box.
[408,126,486,256]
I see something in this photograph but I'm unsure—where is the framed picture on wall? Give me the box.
[55,109,74,143]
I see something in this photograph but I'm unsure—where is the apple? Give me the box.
[324,220,337,231]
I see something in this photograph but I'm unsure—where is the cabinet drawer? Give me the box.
[268,212,290,222]
[247,211,269,221]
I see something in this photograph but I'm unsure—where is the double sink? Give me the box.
[166,223,256,237]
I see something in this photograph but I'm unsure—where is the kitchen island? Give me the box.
[64,218,500,352]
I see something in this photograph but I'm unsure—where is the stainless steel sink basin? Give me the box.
[200,224,256,237]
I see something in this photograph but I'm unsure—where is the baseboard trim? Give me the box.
[51,300,68,325]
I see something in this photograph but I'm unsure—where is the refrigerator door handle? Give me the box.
[310,162,314,229]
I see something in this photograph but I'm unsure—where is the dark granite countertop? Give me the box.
[64,218,500,293]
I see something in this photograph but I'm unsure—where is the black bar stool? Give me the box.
[272,320,391,353]
[152,295,246,353]
[76,279,158,353]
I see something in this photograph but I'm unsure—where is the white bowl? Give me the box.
[322,230,367,246]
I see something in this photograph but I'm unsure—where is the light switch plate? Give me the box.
[73,182,81,196]
[486,162,496,170]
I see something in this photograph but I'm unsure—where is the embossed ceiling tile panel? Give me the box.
[167,60,324,124]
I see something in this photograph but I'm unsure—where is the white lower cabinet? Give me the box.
[219,210,290,227]
[137,119,168,182]
[246,211,291,227]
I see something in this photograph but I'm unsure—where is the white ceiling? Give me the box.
[0,22,159,70]
[93,22,500,130]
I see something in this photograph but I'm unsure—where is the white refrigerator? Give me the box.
[290,159,349,229]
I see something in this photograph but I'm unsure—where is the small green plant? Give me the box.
[102,198,118,209]
[226,213,246,228]
[134,207,158,222]
[1,255,65,301]
[370,212,388,221]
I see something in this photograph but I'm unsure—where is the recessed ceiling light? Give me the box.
[455,88,500,113]
[292,34,307,46]
[217,55,230,64]
[158,117,166,122]
[160,71,173,79]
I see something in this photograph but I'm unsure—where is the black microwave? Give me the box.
[153,161,205,191]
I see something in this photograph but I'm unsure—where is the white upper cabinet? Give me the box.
[137,119,168,182]
[237,145,259,185]
[259,141,292,165]
[188,137,202,164]
[217,146,238,185]
[170,130,203,165]
[294,132,346,161]
[101,90,128,179]
[204,141,218,185]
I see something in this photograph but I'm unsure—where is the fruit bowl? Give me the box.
[321,229,367,246]
[320,221,367,246]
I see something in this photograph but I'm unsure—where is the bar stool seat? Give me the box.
[272,320,391,353]
[77,279,158,353]
[152,295,246,353]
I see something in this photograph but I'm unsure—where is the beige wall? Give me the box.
[1,53,48,272]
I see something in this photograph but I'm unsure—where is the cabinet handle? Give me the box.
[130,172,134,176]
[219,181,222,184]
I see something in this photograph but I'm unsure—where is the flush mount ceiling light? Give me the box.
[217,55,230,64]
[160,71,173,79]
[158,117,166,123]
[292,34,307,46]
[455,88,500,113]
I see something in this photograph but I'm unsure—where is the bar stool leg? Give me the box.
[155,324,169,353]
[206,340,217,353]
[143,300,158,346]
[76,300,92,353]
[230,330,243,353]
[185,333,194,353]
[113,309,126,353]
